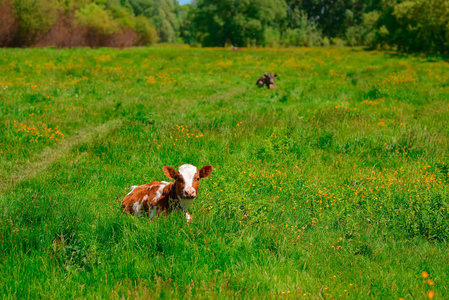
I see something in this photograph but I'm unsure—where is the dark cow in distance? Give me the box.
[256,73,278,89]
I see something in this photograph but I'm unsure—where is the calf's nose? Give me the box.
[184,187,197,198]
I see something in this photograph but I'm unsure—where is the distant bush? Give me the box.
[263,27,281,48]
[13,0,59,46]
[281,11,322,47]
[109,5,135,30]
[331,37,345,47]
[345,26,361,47]
[361,11,381,49]
[135,15,158,46]
[75,3,121,35]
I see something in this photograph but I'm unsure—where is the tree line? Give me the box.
[1,0,448,52]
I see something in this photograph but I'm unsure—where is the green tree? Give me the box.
[194,0,287,47]
[178,4,198,45]
[75,2,121,34]
[135,14,159,45]
[153,0,179,42]
[128,0,179,42]
[282,10,322,47]
[393,0,449,51]
[13,0,60,46]
[128,0,154,16]
[284,0,366,39]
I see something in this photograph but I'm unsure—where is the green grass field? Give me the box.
[1,46,448,299]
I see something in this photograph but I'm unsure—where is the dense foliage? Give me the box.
[0,0,171,47]
[185,0,449,51]
[1,46,448,298]
[0,0,447,51]
[0,0,448,51]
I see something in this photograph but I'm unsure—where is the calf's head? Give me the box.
[163,164,213,199]
[264,73,278,86]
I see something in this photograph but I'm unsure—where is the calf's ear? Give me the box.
[199,165,213,179]
[163,166,177,180]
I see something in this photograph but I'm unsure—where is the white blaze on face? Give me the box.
[178,164,197,196]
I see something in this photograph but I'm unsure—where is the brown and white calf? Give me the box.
[121,164,213,222]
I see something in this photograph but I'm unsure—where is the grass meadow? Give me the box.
[1,46,448,299]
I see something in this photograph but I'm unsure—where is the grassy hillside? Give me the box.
[0,46,448,299]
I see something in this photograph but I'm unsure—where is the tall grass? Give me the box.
[0,46,448,298]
